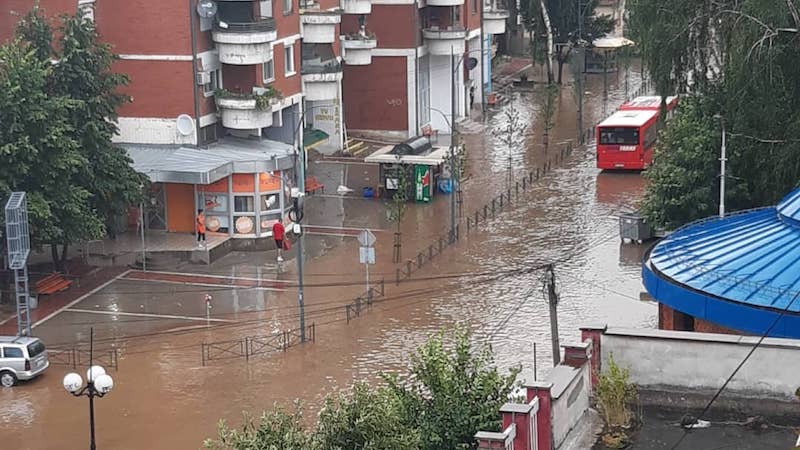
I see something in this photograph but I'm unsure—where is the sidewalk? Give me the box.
[0,266,127,335]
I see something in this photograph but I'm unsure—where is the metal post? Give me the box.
[545,264,561,366]
[88,327,96,450]
[450,45,457,244]
[139,202,146,272]
[719,120,727,218]
[533,342,538,381]
[577,0,584,144]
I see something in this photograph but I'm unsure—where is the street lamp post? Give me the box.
[62,329,114,450]
[714,114,727,218]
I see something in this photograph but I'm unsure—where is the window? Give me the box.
[234,196,255,213]
[263,59,275,83]
[27,341,45,357]
[204,69,220,96]
[3,347,23,358]
[283,0,293,15]
[284,44,295,75]
[472,0,478,14]
[599,127,640,146]
[262,193,280,212]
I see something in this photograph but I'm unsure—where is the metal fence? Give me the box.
[200,323,316,366]
[345,279,386,323]
[48,347,119,371]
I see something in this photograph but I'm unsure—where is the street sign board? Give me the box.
[357,229,376,247]
[359,247,375,264]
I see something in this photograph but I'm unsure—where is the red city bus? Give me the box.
[596,109,660,170]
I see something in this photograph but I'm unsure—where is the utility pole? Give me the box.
[577,1,584,122]
[450,45,458,244]
[290,108,307,342]
[544,264,561,366]
[719,118,727,218]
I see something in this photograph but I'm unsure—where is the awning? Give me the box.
[125,137,296,185]
[365,144,449,166]
[592,37,635,49]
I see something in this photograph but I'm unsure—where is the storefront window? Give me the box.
[199,192,230,233]
[234,196,255,213]
[260,212,282,235]
[261,193,280,212]
[234,216,256,235]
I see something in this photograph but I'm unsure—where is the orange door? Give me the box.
[165,183,195,233]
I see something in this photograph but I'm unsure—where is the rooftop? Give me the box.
[597,109,659,127]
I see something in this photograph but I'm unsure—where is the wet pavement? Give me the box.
[0,64,657,449]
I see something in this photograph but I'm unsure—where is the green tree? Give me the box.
[2,7,145,268]
[203,403,313,450]
[387,160,410,263]
[314,382,421,450]
[630,0,800,227]
[547,0,614,84]
[640,97,719,230]
[386,327,520,450]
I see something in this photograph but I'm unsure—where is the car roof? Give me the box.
[0,336,41,345]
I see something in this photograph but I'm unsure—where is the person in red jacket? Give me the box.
[272,221,285,262]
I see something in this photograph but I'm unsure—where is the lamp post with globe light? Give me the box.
[62,329,113,450]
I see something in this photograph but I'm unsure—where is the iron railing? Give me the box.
[201,323,316,366]
[215,17,276,33]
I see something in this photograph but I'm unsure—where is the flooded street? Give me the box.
[0,64,656,449]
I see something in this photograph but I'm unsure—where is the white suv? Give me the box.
[0,336,50,387]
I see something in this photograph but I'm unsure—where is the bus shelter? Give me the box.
[364,137,450,203]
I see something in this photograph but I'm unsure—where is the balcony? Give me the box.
[423,26,467,56]
[426,0,464,6]
[300,1,342,43]
[302,54,343,101]
[483,4,510,35]
[342,0,371,14]
[212,18,277,65]
[342,33,377,65]
[216,88,281,130]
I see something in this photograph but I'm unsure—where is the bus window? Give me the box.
[599,127,639,145]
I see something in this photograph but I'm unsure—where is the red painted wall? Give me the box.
[343,56,408,131]
[349,5,417,49]
[95,0,192,55]
[465,0,481,31]
[115,60,195,118]
[527,386,553,450]
[271,41,302,97]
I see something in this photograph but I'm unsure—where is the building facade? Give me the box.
[3,0,508,237]
[340,0,508,140]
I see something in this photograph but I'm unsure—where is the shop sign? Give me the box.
[415,165,431,203]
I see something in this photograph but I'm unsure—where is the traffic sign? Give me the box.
[357,229,376,247]
[359,247,375,264]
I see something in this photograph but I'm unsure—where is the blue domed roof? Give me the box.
[643,187,800,338]
[777,187,800,226]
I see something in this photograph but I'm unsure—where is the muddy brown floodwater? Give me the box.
[0,63,657,449]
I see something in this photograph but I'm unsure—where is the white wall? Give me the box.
[114,117,197,145]
[467,36,483,107]
[428,54,465,134]
[549,364,591,449]
[601,328,800,402]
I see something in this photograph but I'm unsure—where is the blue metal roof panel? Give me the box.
[649,188,800,316]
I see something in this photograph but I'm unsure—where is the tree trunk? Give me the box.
[557,59,565,84]
[61,243,69,272]
[51,244,60,272]
[540,0,555,84]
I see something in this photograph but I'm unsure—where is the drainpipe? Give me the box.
[189,0,202,147]
[480,2,488,117]
[414,0,420,135]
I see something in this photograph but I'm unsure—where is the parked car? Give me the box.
[0,336,50,387]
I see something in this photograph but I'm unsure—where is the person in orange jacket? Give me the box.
[196,209,206,248]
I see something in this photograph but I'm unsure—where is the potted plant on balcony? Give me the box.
[214,87,282,111]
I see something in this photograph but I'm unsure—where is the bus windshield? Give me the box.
[599,127,639,146]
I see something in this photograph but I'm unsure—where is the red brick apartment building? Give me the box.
[2,0,508,238]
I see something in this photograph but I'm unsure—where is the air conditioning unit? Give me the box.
[196,71,211,85]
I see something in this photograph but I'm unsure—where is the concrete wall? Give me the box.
[600,327,800,414]
[549,364,591,448]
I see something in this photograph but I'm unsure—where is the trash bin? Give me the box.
[362,187,374,198]
[29,295,38,310]
[619,212,652,243]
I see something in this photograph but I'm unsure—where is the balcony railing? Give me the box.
[301,60,343,75]
[215,17,276,33]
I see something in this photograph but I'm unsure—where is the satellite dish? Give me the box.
[176,114,195,136]
[197,0,218,18]
[466,57,478,71]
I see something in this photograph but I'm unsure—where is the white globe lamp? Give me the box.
[94,374,114,394]
[86,365,106,382]
[63,373,83,393]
